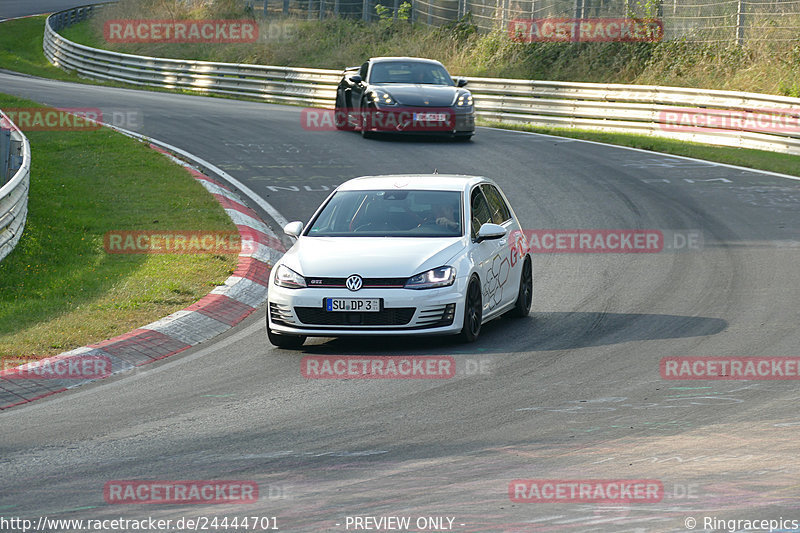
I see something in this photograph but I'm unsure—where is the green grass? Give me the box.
[0,16,85,82]
[479,120,800,177]
[0,16,205,98]
[62,0,800,97]
[0,93,238,360]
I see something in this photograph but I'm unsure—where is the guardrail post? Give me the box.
[736,0,745,45]
[320,0,325,19]
[283,0,290,15]
[0,127,9,185]
[334,0,340,16]
[9,139,22,174]
[574,0,583,20]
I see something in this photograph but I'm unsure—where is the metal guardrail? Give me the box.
[43,4,800,155]
[0,110,32,263]
[44,5,340,108]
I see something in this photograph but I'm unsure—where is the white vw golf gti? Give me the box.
[266,175,532,348]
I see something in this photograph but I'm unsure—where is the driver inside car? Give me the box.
[432,203,459,231]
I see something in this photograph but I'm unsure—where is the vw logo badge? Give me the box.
[345,275,363,291]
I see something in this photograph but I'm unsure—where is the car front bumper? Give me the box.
[363,107,475,135]
[267,278,469,337]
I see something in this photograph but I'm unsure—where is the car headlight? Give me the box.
[456,92,473,107]
[405,266,456,290]
[274,264,307,289]
[371,90,397,106]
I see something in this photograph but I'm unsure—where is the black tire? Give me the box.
[507,257,532,318]
[266,313,306,348]
[335,91,354,131]
[360,99,375,139]
[267,327,306,349]
[460,276,483,342]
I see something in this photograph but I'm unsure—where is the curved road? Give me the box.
[0,1,115,20]
[1,18,800,533]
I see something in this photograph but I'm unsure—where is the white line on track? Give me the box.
[479,126,800,182]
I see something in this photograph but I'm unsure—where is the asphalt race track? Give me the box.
[0,1,116,20]
[1,17,800,532]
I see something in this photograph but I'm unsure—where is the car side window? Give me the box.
[359,61,369,81]
[481,185,511,224]
[470,187,493,240]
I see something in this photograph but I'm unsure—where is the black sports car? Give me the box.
[335,57,475,140]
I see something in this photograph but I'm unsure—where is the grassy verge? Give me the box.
[0,16,86,82]
[479,121,800,177]
[0,93,238,361]
[66,0,800,97]
[0,15,200,97]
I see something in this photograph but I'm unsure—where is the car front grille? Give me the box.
[294,307,415,326]
[305,277,407,289]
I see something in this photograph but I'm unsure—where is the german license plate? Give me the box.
[325,298,381,312]
[414,112,448,122]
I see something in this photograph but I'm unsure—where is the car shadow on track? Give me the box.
[296,312,727,355]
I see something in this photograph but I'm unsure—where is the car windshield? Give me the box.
[306,190,463,237]
[369,61,454,86]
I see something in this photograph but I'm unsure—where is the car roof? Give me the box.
[337,174,490,192]
[370,57,445,66]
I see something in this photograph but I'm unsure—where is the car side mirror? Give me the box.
[283,221,304,238]
[476,223,506,242]
[348,74,362,84]
[456,78,468,87]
